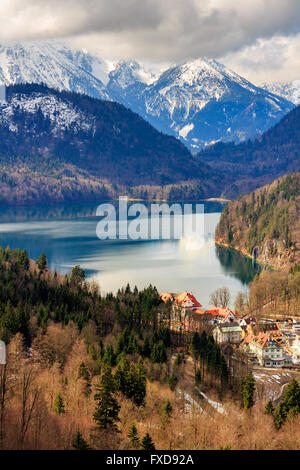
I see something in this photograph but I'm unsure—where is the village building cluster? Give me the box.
[160,291,300,369]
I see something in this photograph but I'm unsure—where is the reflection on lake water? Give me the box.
[0,201,262,308]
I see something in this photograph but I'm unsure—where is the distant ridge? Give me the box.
[0,84,222,205]
[0,41,294,151]
[197,103,300,198]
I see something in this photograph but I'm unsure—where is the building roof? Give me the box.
[215,322,242,333]
[240,317,257,325]
[206,307,236,318]
[160,291,203,308]
[175,291,202,308]
[190,308,207,315]
[185,311,214,323]
[241,333,283,350]
[160,292,174,303]
[264,322,280,332]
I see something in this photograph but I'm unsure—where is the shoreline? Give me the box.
[215,240,273,270]
[205,197,231,202]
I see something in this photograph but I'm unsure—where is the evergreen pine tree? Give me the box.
[264,399,275,415]
[168,370,178,391]
[282,379,300,417]
[143,337,151,357]
[72,430,91,450]
[114,357,146,406]
[150,340,167,363]
[114,355,131,396]
[78,362,92,396]
[54,392,65,415]
[163,400,173,418]
[174,353,183,366]
[93,365,120,431]
[37,252,48,271]
[240,372,255,412]
[274,402,287,430]
[132,358,146,406]
[141,433,156,451]
[128,422,140,449]
[102,344,116,366]
[71,265,85,285]
[195,368,202,385]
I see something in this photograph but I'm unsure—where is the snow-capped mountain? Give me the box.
[0,84,219,195]
[0,42,111,100]
[106,60,158,114]
[109,58,294,150]
[108,60,156,89]
[0,42,294,150]
[0,85,96,135]
[261,80,300,105]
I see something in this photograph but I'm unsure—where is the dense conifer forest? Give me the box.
[197,105,300,198]
[0,246,300,449]
[0,84,221,205]
[215,173,300,269]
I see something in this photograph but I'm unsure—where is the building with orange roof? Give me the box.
[206,306,237,323]
[160,291,205,331]
[174,291,202,310]
[183,311,214,332]
[160,292,174,303]
[160,290,202,315]
[239,317,257,338]
[241,333,284,367]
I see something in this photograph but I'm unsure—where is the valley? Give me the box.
[0,33,300,453]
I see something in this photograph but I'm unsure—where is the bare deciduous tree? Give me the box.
[18,365,40,448]
[209,287,231,308]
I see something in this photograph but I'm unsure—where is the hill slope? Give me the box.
[197,104,300,198]
[0,42,111,100]
[0,84,222,205]
[215,173,300,270]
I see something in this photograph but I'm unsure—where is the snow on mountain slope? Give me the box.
[108,60,156,89]
[261,80,300,105]
[117,58,294,150]
[0,42,111,100]
[0,89,95,135]
[0,42,294,151]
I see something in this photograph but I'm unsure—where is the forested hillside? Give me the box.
[0,246,231,450]
[0,84,222,205]
[215,173,300,269]
[197,105,300,198]
[1,246,300,450]
[0,84,300,205]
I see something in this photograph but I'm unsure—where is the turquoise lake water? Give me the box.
[0,201,261,308]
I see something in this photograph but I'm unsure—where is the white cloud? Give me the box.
[221,34,300,84]
[0,0,300,82]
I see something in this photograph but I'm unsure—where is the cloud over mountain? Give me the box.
[1,0,300,64]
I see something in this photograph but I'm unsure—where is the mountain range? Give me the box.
[0,84,222,205]
[0,42,294,151]
[197,103,300,198]
[262,80,300,105]
[0,82,299,205]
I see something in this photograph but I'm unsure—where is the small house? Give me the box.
[213,322,242,345]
